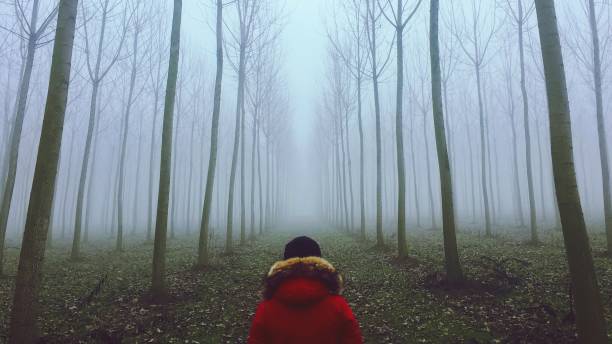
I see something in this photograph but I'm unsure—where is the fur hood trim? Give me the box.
[263,256,343,299]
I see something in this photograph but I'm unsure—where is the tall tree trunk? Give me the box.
[366,0,384,247]
[151,0,182,298]
[240,93,246,245]
[395,21,408,257]
[170,94,183,240]
[225,46,246,253]
[197,0,223,267]
[117,27,140,252]
[8,0,78,340]
[265,136,271,229]
[250,117,257,240]
[71,0,110,259]
[475,66,491,237]
[587,0,612,255]
[62,134,76,239]
[424,113,437,229]
[339,114,349,232]
[0,0,40,275]
[344,112,355,233]
[507,71,525,226]
[357,75,366,240]
[518,0,538,242]
[186,118,195,235]
[147,89,161,242]
[430,0,463,282]
[257,127,263,235]
[535,1,608,341]
[133,115,144,234]
[409,114,421,228]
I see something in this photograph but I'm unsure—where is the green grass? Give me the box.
[1,228,612,343]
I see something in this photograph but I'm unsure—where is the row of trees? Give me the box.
[322,0,611,244]
[321,0,609,342]
[1,0,290,342]
[0,0,290,276]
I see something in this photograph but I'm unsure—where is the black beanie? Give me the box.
[283,236,321,259]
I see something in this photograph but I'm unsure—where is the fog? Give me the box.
[0,1,610,241]
[0,0,611,247]
[4,0,612,342]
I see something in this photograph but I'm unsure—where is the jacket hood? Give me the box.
[263,256,343,305]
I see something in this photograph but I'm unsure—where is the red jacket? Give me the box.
[248,256,363,344]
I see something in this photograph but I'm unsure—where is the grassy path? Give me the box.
[2,229,612,343]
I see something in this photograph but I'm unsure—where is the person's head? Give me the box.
[283,236,321,260]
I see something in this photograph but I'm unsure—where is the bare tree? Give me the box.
[430,0,463,282]
[7,0,78,340]
[502,0,538,242]
[365,0,394,247]
[151,0,182,300]
[328,0,370,239]
[534,1,608,341]
[451,0,497,236]
[0,0,58,276]
[70,0,129,259]
[117,0,146,251]
[196,0,224,268]
[378,0,423,257]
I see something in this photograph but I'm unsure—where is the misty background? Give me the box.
[0,0,610,246]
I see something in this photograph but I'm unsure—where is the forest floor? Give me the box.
[2,227,612,343]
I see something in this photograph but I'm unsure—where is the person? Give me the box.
[248,236,363,344]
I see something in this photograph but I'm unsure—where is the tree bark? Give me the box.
[117,24,140,252]
[151,0,182,298]
[535,1,608,341]
[0,0,40,275]
[8,0,78,340]
[197,0,223,267]
[395,12,408,257]
[518,0,538,242]
[586,0,612,256]
[366,0,384,247]
[430,0,463,282]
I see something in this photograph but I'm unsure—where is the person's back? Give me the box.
[248,237,363,344]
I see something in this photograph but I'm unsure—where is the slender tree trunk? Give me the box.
[357,75,366,240]
[586,0,612,255]
[339,113,349,232]
[250,118,257,240]
[62,134,76,239]
[508,77,525,226]
[345,110,355,233]
[0,1,40,275]
[240,93,246,245]
[186,119,195,235]
[133,115,144,234]
[265,137,271,229]
[424,113,437,229]
[197,0,223,267]
[430,0,463,282]
[257,127,263,235]
[535,1,608,341]
[147,90,161,242]
[8,1,78,340]
[475,66,491,236]
[71,0,110,258]
[518,0,538,242]
[225,47,246,254]
[117,28,140,252]
[395,23,408,257]
[170,95,183,240]
[409,114,421,228]
[151,0,182,298]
